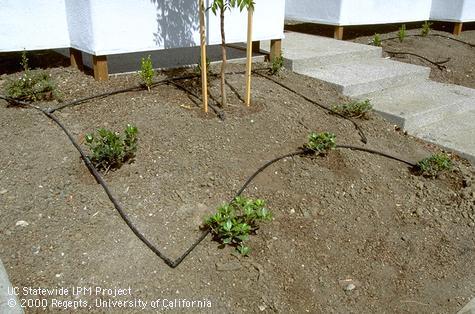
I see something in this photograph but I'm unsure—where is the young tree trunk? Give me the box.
[219,7,227,107]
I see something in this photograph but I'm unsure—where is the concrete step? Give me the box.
[359,80,475,132]
[295,58,431,97]
[412,109,475,163]
[260,32,382,70]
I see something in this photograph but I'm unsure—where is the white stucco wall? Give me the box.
[64,1,95,55]
[285,0,343,25]
[87,0,285,55]
[0,0,70,52]
[430,0,475,22]
[339,0,432,25]
[285,0,432,25]
[0,0,284,55]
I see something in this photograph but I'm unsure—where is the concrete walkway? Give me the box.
[262,32,475,163]
[0,260,23,314]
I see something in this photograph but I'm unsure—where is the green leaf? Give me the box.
[223,220,233,231]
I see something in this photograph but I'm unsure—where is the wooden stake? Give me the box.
[199,0,208,113]
[453,22,463,36]
[70,48,83,71]
[269,39,282,62]
[92,55,108,81]
[245,7,254,106]
[334,26,344,40]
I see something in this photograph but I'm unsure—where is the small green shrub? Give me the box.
[416,153,453,177]
[270,53,284,75]
[372,33,382,46]
[139,55,155,91]
[332,99,373,118]
[421,21,433,37]
[306,132,336,155]
[204,196,272,255]
[3,51,56,102]
[398,24,407,42]
[194,56,211,76]
[85,124,138,172]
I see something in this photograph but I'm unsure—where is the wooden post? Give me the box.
[453,22,463,36]
[252,41,260,53]
[92,55,108,81]
[199,0,208,112]
[334,26,344,40]
[69,48,83,71]
[245,7,254,106]
[269,39,282,62]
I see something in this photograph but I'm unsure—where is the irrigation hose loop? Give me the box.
[166,81,225,120]
[0,71,419,268]
[336,144,416,167]
[385,50,448,70]
[380,33,475,48]
[252,70,368,144]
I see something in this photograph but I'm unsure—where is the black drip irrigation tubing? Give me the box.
[224,79,246,104]
[252,70,368,144]
[336,145,416,167]
[50,73,200,113]
[0,93,420,267]
[0,66,421,268]
[166,80,225,120]
[384,51,449,70]
[380,33,475,47]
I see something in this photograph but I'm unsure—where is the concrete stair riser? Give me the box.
[296,59,431,97]
[288,48,382,71]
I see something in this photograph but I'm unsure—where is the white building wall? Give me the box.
[430,0,475,22]
[285,0,343,25]
[0,0,285,55]
[339,0,431,25]
[285,0,474,25]
[0,0,70,52]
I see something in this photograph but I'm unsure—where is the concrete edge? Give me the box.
[0,259,23,314]
[458,298,475,314]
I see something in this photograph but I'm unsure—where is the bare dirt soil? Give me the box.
[0,62,475,313]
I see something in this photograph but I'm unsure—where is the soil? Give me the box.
[1,62,475,313]
[286,21,475,89]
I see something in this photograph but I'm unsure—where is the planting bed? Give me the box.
[0,63,475,313]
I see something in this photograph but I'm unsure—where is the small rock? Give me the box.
[416,208,424,217]
[32,246,41,254]
[216,261,241,271]
[344,283,356,291]
[15,220,29,227]
[258,305,266,311]
[0,189,7,195]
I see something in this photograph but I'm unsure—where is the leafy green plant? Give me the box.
[421,21,433,37]
[416,153,453,177]
[204,196,271,255]
[332,99,373,118]
[398,24,407,42]
[270,52,284,75]
[139,55,155,91]
[85,124,138,172]
[372,33,382,46]
[306,132,336,155]
[3,51,56,102]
